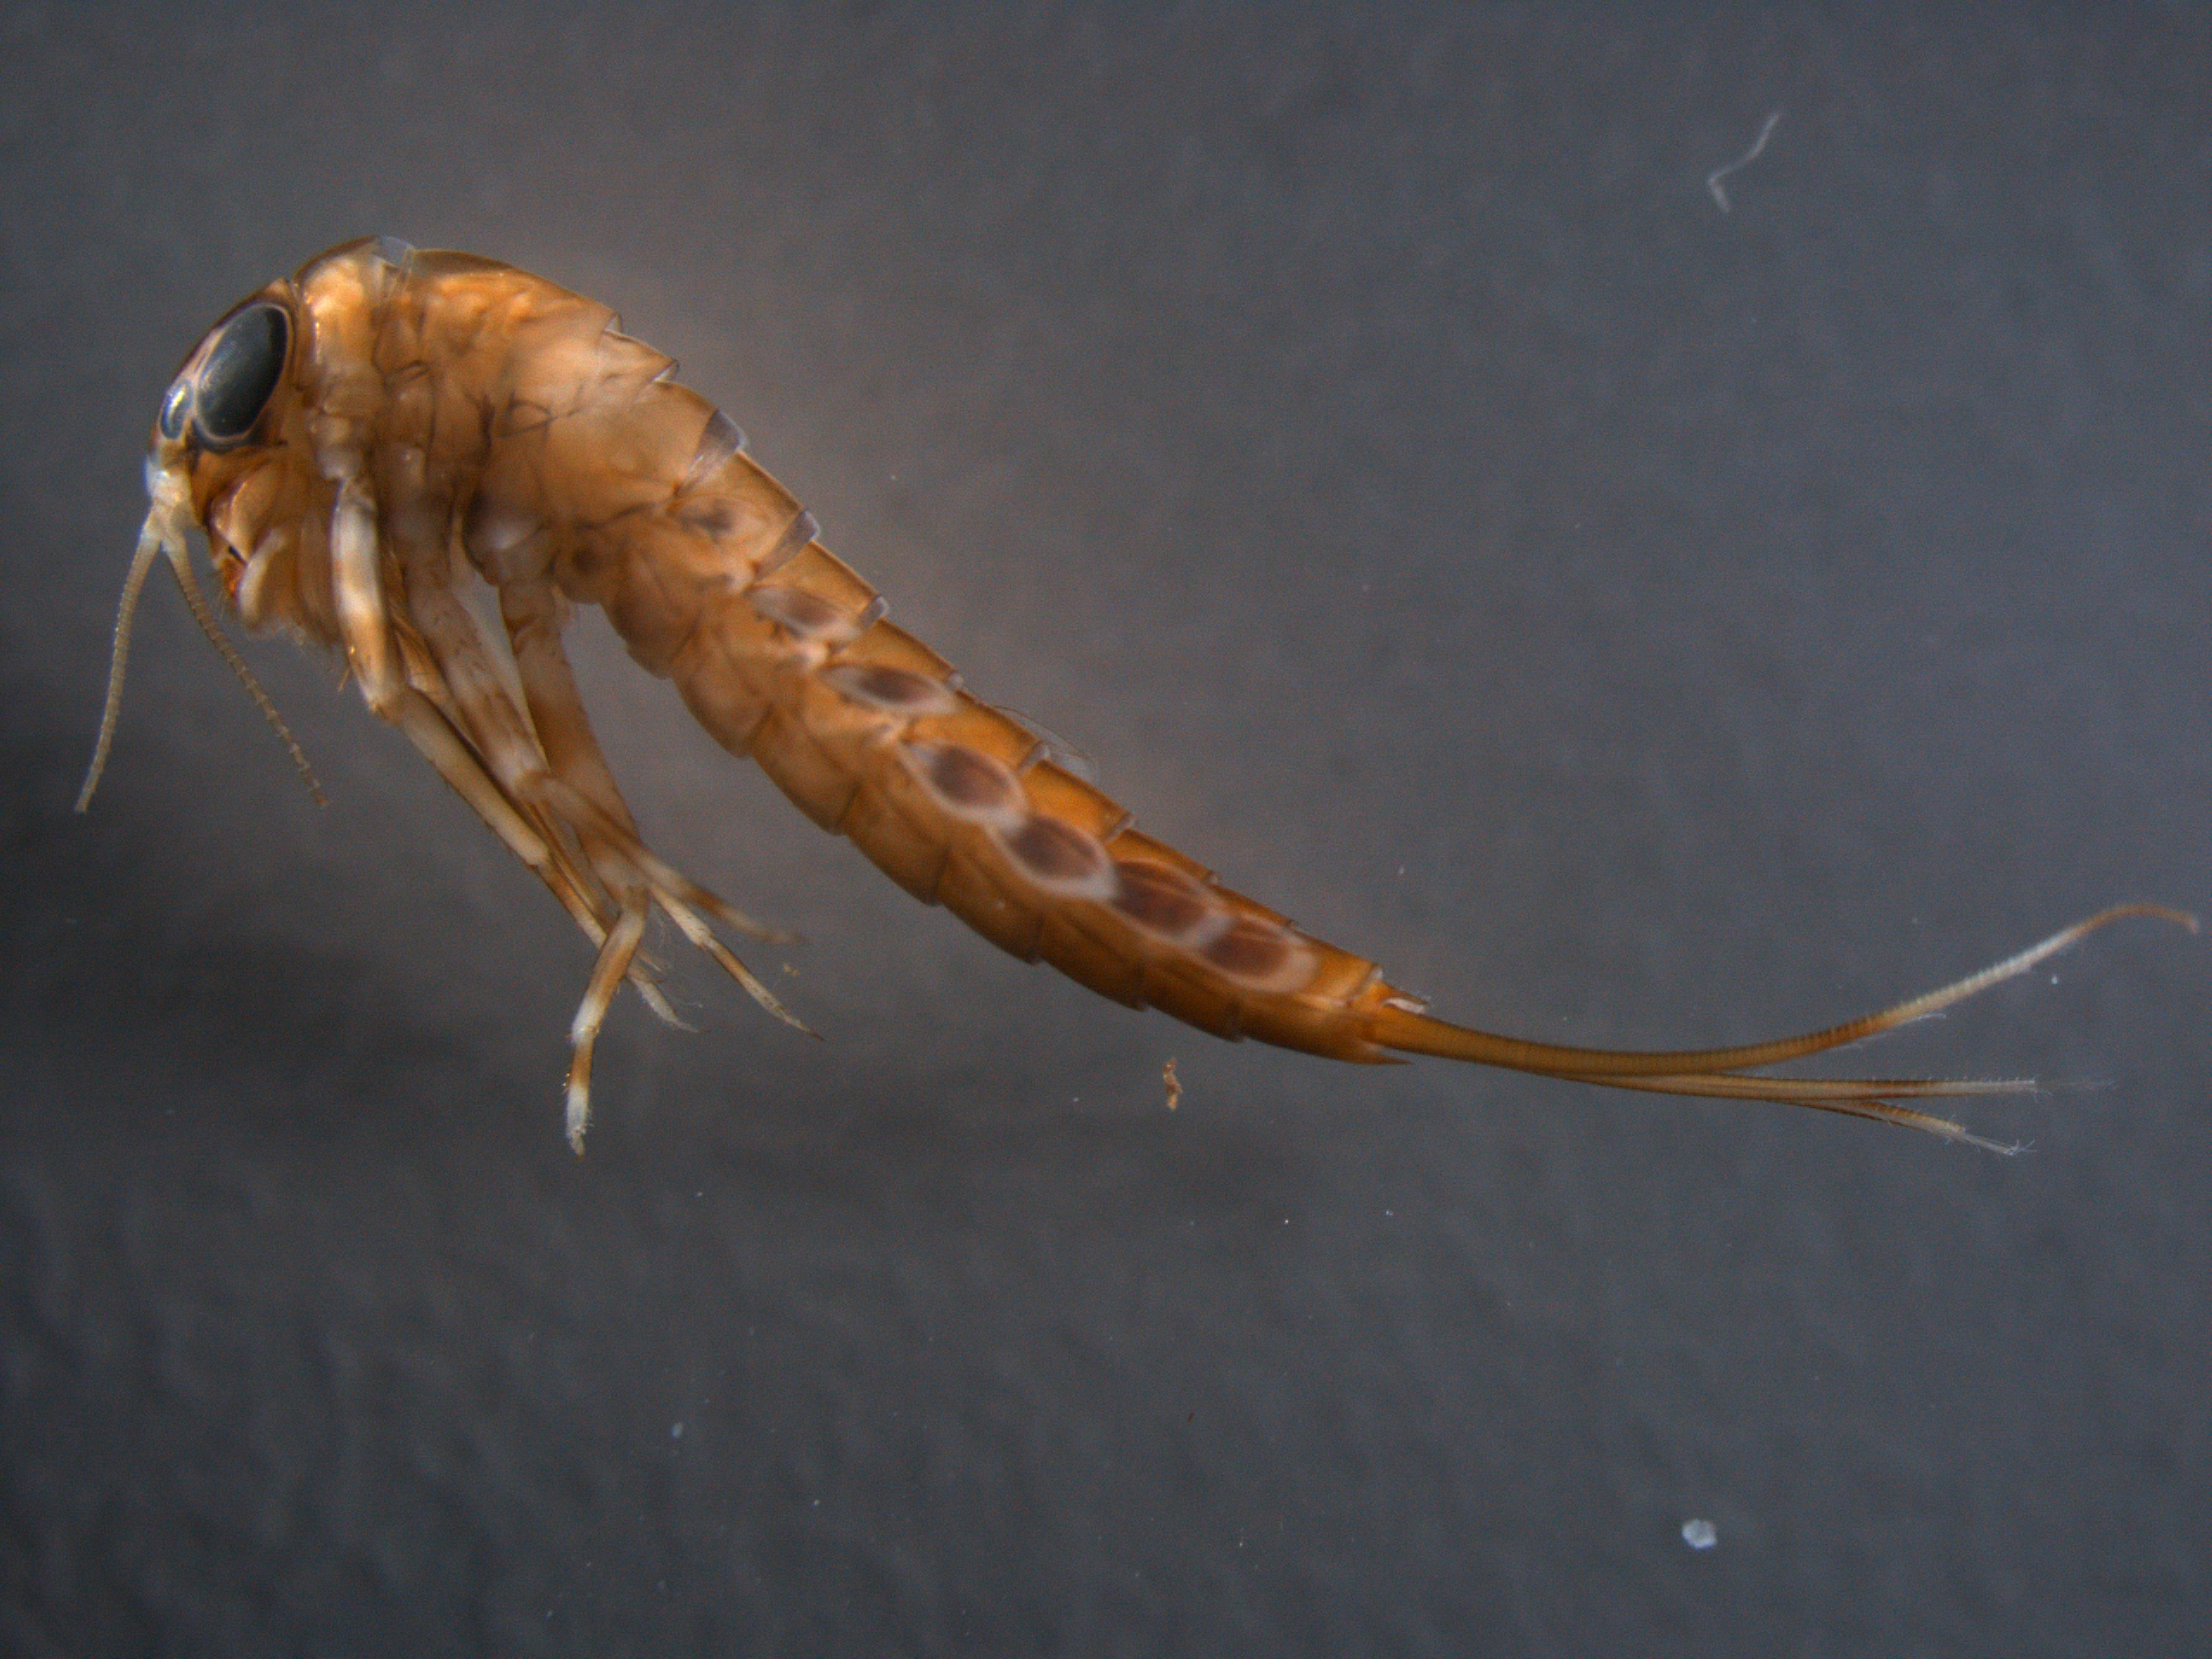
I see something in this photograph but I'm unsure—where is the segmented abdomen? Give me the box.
[557,376,1396,1061]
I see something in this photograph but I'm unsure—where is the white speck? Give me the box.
[671,1422,683,1440]
[1681,1517,1719,1550]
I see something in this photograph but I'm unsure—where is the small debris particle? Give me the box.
[1681,1518,1719,1550]
[1163,1057,1182,1111]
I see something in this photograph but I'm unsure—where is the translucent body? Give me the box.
[80,238,2190,1150]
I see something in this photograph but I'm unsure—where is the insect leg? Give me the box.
[494,577,638,836]
[327,483,584,914]
[326,471,682,1043]
[499,577,795,945]
[383,511,791,1135]
[383,598,684,1030]
[386,524,617,906]
[387,521,712,1061]
[565,893,649,1153]
[492,572,809,1035]
[328,483,537,864]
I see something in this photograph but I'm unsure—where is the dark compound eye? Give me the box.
[156,376,192,441]
[192,302,290,449]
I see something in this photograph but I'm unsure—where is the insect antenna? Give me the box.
[165,543,326,806]
[79,493,327,812]
[75,511,168,812]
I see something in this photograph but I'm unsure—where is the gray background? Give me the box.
[3,5,2209,1655]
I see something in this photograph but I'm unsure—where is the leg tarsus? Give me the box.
[651,886,818,1039]
[567,898,649,1154]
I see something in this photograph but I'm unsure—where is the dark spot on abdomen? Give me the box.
[1001,815,1111,895]
[1109,860,1216,941]
[823,662,957,716]
[900,741,1026,831]
[1200,916,1316,992]
[749,583,846,639]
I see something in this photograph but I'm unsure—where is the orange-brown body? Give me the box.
[79,238,2188,1150]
